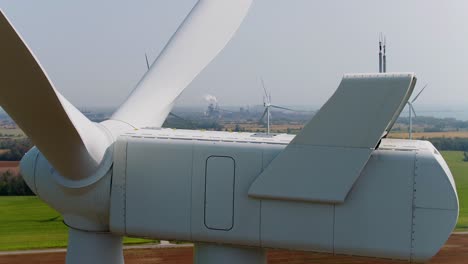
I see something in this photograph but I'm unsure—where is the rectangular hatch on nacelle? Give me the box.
[204,156,235,230]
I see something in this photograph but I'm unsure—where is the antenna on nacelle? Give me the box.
[383,36,387,73]
[379,33,388,73]
[378,33,383,73]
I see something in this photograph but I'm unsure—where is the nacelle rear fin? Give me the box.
[248,73,416,203]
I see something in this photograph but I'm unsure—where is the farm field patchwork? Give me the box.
[222,122,304,134]
[0,128,25,138]
[0,151,466,251]
[389,131,468,139]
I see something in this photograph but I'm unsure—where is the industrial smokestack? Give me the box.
[383,36,387,73]
[378,33,383,73]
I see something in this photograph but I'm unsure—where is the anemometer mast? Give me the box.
[379,33,387,73]
[379,34,383,73]
[383,36,387,72]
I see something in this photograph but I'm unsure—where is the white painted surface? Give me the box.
[411,208,458,262]
[205,156,236,230]
[121,128,295,145]
[260,200,333,252]
[334,150,415,259]
[414,151,458,210]
[191,142,263,246]
[125,138,193,240]
[194,243,266,264]
[249,145,372,203]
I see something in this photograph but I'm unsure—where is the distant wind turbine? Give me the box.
[259,78,303,134]
[408,84,427,139]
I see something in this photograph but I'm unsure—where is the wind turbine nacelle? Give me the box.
[106,135,457,262]
[18,73,458,262]
[22,132,456,262]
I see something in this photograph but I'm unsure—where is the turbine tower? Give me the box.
[260,78,271,134]
[407,84,427,139]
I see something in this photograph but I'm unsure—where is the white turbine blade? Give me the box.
[112,0,253,128]
[270,105,299,112]
[218,107,234,114]
[411,84,427,103]
[0,10,109,182]
[270,104,314,113]
[261,77,270,102]
[259,108,268,123]
[169,112,185,121]
[145,53,150,70]
[168,112,195,128]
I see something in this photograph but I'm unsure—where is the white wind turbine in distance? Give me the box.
[259,78,302,134]
[407,84,427,139]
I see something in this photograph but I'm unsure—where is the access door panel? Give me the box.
[205,156,235,230]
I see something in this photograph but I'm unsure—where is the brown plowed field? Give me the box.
[1,234,468,264]
[0,161,19,175]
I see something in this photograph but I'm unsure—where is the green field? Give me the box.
[441,151,468,230]
[0,196,157,251]
[0,151,467,251]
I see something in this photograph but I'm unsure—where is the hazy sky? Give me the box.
[1,1,468,110]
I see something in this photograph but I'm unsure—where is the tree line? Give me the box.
[0,138,33,195]
[0,171,33,196]
[0,138,32,161]
[424,137,468,151]
[396,116,468,132]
